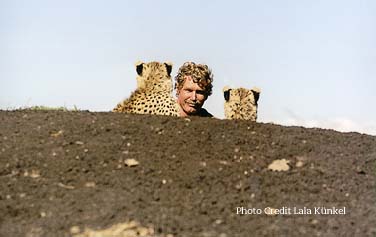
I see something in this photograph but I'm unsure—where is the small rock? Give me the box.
[85,182,96,188]
[30,170,41,178]
[235,182,242,189]
[58,183,75,190]
[70,226,81,234]
[296,161,304,168]
[219,160,228,165]
[124,159,139,167]
[265,207,277,216]
[311,219,319,225]
[75,141,84,145]
[50,130,63,137]
[268,159,290,172]
[215,219,223,225]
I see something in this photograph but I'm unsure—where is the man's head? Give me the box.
[175,62,213,116]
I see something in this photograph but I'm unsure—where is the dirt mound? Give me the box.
[0,111,375,237]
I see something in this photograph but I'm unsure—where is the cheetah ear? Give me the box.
[251,87,261,103]
[164,62,173,77]
[135,61,144,76]
[223,86,231,101]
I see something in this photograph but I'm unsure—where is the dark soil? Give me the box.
[0,110,375,237]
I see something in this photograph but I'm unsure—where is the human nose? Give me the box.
[189,91,197,100]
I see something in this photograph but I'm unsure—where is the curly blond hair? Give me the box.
[174,62,213,96]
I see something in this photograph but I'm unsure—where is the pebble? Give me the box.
[200,161,207,167]
[311,219,319,225]
[70,226,81,234]
[296,161,304,168]
[85,182,96,188]
[30,170,41,178]
[268,159,290,172]
[124,158,139,167]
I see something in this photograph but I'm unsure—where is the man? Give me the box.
[175,62,214,117]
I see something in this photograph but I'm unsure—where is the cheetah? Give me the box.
[113,61,179,116]
[223,86,261,121]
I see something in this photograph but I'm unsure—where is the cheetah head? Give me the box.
[223,86,260,105]
[135,61,173,92]
[223,86,261,120]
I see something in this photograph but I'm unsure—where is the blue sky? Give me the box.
[1,0,375,135]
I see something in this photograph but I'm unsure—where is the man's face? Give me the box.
[177,76,207,116]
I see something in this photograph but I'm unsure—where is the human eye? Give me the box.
[196,90,205,95]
